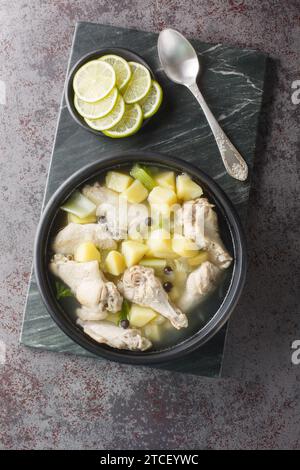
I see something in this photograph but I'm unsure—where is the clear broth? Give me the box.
[49,163,234,352]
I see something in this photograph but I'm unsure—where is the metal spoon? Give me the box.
[157,28,248,181]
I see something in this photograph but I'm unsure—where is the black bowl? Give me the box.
[65,48,156,135]
[34,152,247,365]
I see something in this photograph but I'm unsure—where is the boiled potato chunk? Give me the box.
[121,240,148,267]
[151,205,171,226]
[105,250,126,276]
[74,242,101,262]
[127,230,144,242]
[150,313,167,325]
[172,235,199,258]
[155,171,176,191]
[147,229,177,259]
[176,174,203,201]
[106,171,133,193]
[148,186,177,206]
[139,258,167,275]
[129,304,157,328]
[143,323,161,342]
[151,314,166,325]
[121,179,148,203]
[188,251,209,267]
[67,213,97,224]
[150,205,171,229]
[99,249,112,273]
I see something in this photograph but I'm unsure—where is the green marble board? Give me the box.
[21,22,266,376]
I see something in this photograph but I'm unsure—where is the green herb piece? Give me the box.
[118,299,130,325]
[55,281,74,300]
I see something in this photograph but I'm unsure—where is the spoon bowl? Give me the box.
[158,29,200,86]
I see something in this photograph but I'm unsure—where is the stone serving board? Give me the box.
[21,22,266,377]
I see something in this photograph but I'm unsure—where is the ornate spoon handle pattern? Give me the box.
[188,82,248,181]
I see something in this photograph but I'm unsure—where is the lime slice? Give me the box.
[74,87,118,119]
[102,103,143,138]
[123,62,151,104]
[139,80,163,119]
[73,60,116,102]
[99,55,131,91]
[84,95,125,131]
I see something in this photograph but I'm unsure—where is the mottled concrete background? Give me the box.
[0,0,299,450]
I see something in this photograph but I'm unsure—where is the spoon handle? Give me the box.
[188,82,248,181]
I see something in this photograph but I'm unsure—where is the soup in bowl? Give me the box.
[34,152,246,364]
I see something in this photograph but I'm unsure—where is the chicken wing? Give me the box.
[179,198,232,269]
[83,182,149,241]
[52,222,117,255]
[77,319,152,351]
[50,254,123,319]
[178,261,220,311]
[118,266,188,329]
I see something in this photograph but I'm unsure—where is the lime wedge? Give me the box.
[74,87,118,119]
[139,80,163,119]
[102,103,143,138]
[84,95,125,131]
[99,55,131,91]
[123,62,151,104]
[73,60,116,102]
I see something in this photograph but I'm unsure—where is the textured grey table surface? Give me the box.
[0,0,299,450]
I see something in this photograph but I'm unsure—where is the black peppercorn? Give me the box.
[163,281,173,293]
[120,319,130,329]
[164,266,173,275]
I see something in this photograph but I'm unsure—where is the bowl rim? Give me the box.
[34,151,247,365]
[65,47,156,136]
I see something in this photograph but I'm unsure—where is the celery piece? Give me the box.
[130,164,157,191]
[139,258,167,269]
[60,190,96,218]
[118,299,130,326]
